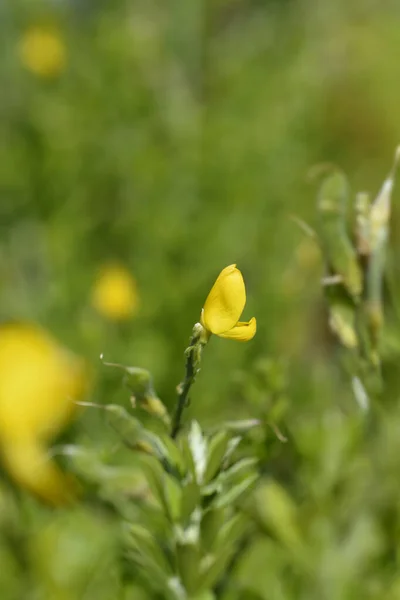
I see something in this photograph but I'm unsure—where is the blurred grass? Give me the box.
[2,0,400,598]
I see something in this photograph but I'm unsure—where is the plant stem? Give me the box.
[171,333,200,439]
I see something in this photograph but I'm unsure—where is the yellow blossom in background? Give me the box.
[0,324,88,504]
[91,263,139,321]
[201,264,256,341]
[19,26,66,78]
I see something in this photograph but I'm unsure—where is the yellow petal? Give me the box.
[202,265,246,334]
[0,324,87,440]
[217,318,257,341]
[0,324,88,504]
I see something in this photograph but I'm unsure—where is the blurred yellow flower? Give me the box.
[19,26,66,78]
[201,264,256,341]
[0,324,87,504]
[91,263,139,320]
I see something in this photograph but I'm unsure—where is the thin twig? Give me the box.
[171,334,199,439]
[289,213,318,240]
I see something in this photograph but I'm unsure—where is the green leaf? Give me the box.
[105,404,143,446]
[163,474,182,523]
[188,421,208,484]
[220,457,259,484]
[180,436,197,482]
[176,541,200,595]
[124,500,171,540]
[222,436,242,465]
[204,430,230,483]
[254,480,304,556]
[137,429,173,463]
[180,479,201,525]
[213,473,259,510]
[127,549,169,591]
[138,456,183,524]
[196,545,236,593]
[221,419,262,434]
[166,576,187,600]
[59,445,106,481]
[355,191,371,256]
[125,523,173,577]
[102,362,170,426]
[138,455,167,508]
[317,169,363,299]
[212,512,249,554]
[200,508,227,551]
[203,458,259,495]
[325,284,358,349]
[122,366,155,395]
[369,147,398,252]
[190,592,216,600]
[364,148,399,362]
[157,433,186,476]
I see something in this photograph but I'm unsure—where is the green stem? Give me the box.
[171,333,200,439]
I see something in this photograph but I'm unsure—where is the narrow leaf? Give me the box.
[188,421,207,485]
[213,473,259,509]
[204,431,230,483]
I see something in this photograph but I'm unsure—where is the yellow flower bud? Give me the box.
[91,263,139,321]
[201,265,256,342]
[0,324,88,504]
[19,26,66,78]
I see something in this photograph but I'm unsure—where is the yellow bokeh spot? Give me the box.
[0,324,88,504]
[19,26,66,78]
[91,263,139,321]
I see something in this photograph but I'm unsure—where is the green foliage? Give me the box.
[3,1,400,599]
[65,395,258,598]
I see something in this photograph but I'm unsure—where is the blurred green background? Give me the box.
[2,0,400,598]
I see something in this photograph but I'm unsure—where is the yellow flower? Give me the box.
[0,324,88,504]
[19,26,66,78]
[91,263,139,321]
[201,264,256,341]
